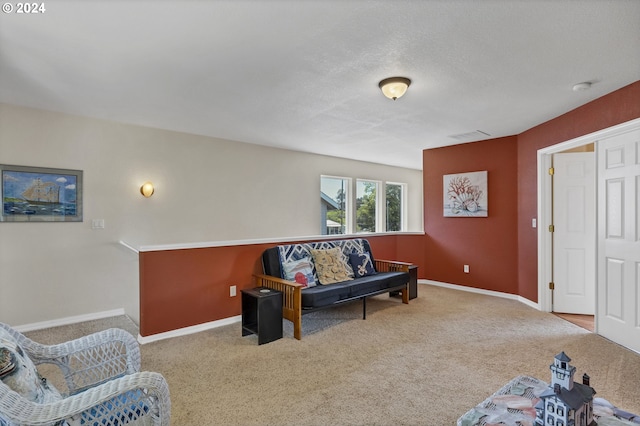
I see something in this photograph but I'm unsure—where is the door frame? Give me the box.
[537,117,640,318]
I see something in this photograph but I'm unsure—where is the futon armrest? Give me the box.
[254,274,304,339]
[254,274,303,291]
[374,259,412,273]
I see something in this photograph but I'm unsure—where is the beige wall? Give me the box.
[0,103,423,327]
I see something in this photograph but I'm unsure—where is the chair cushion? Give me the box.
[76,389,150,426]
[300,271,409,308]
[301,281,353,308]
[348,272,409,297]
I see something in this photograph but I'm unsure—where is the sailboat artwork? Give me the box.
[22,178,60,204]
[1,165,83,222]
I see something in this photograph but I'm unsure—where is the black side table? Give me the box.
[241,287,283,345]
[408,265,418,300]
[390,265,418,300]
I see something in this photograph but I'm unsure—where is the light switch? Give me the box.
[91,219,105,229]
[532,218,537,228]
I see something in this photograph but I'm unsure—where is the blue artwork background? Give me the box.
[3,170,78,217]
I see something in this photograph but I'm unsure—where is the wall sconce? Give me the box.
[379,77,411,100]
[140,182,155,198]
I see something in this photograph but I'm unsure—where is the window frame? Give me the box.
[320,175,408,235]
[355,179,381,233]
[385,181,407,232]
[320,175,352,235]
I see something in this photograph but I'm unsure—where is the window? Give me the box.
[320,175,407,235]
[356,180,378,233]
[320,176,350,235]
[385,182,405,232]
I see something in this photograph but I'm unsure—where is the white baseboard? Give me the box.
[140,283,539,344]
[137,315,242,345]
[12,283,538,341]
[13,308,126,333]
[420,280,539,310]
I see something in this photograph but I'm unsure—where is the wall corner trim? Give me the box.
[138,315,242,344]
[137,232,426,252]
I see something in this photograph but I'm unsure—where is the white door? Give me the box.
[597,129,640,353]
[553,152,595,314]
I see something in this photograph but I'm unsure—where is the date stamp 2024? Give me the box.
[2,2,46,14]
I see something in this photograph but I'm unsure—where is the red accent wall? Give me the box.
[140,81,639,337]
[139,234,426,336]
[517,81,640,301]
[422,80,640,302]
[423,136,519,294]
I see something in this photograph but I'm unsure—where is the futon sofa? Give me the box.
[254,238,413,340]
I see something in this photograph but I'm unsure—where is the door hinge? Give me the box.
[548,167,554,175]
[549,225,555,232]
[549,282,555,290]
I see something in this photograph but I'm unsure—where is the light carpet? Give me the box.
[26,285,640,425]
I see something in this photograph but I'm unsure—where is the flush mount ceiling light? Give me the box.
[379,77,411,100]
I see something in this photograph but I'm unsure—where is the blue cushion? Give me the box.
[349,253,376,278]
[301,281,353,308]
[348,272,408,297]
[80,389,149,425]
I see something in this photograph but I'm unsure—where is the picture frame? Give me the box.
[1,164,83,222]
[443,170,488,217]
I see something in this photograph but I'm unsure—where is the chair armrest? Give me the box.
[0,371,170,426]
[12,327,141,395]
[375,259,412,273]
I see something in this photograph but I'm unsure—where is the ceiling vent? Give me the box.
[448,130,491,141]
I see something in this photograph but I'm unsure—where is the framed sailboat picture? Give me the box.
[1,165,83,222]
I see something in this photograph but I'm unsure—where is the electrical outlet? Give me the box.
[464,265,470,273]
[229,285,237,297]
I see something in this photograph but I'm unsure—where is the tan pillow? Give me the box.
[310,247,354,285]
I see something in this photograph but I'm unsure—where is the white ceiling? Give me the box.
[1,1,639,170]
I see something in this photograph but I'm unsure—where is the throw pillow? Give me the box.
[310,247,354,285]
[349,252,376,278]
[282,257,317,288]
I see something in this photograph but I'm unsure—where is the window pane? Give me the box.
[386,183,404,231]
[321,176,348,235]
[356,180,377,232]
